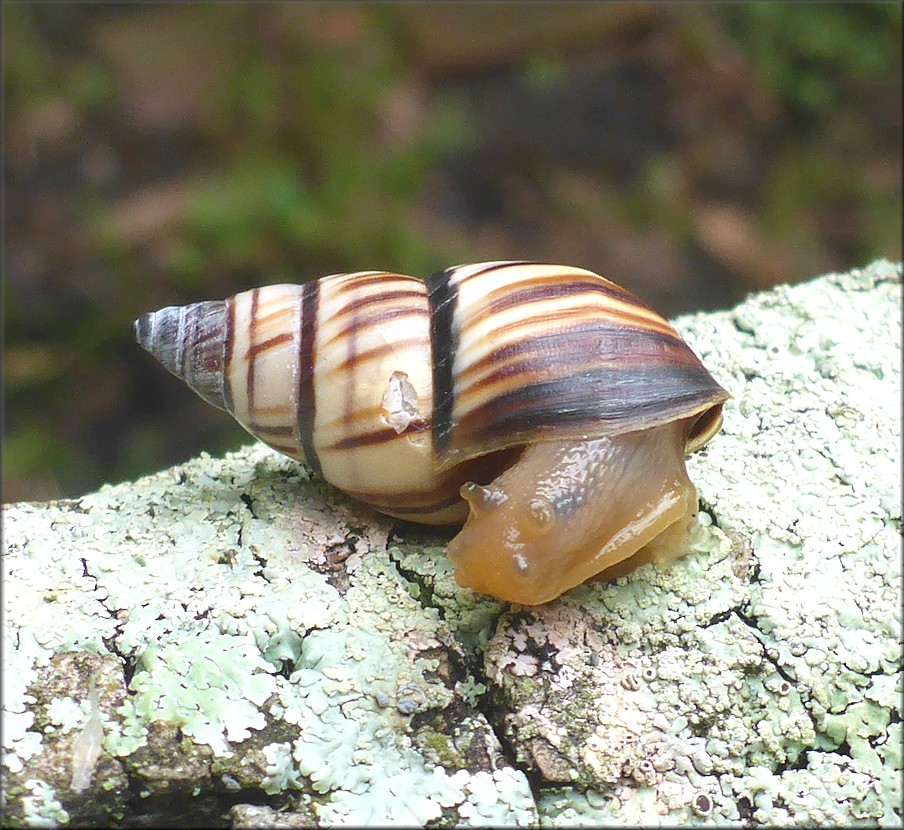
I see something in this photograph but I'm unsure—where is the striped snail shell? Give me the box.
[134,262,728,605]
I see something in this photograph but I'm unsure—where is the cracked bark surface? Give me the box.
[2,260,901,827]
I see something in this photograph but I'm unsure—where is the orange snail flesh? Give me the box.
[451,422,702,605]
[135,262,728,605]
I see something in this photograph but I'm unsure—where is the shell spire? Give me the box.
[134,301,229,410]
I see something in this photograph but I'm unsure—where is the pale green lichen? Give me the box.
[387,541,505,649]
[4,435,539,825]
[127,634,277,756]
[105,698,148,757]
[44,698,85,736]
[21,779,69,827]
[257,548,537,824]
[455,768,538,826]
[260,741,304,795]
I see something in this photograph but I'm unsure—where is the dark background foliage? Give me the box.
[4,3,901,502]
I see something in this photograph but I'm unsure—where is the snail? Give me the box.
[134,261,728,605]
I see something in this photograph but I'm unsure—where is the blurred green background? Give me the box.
[4,3,902,503]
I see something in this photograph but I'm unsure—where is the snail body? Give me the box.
[135,262,728,604]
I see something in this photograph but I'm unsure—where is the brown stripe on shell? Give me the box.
[248,403,295,417]
[342,478,467,523]
[455,317,691,388]
[330,283,424,312]
[448,262,658,319]
[244,289,261,422]
[254,304,298,328]
[457,307,675,378]
[247,331,294,359]
[456,299,671,344]
[347,490,464,517]
[329,271,409,294]
[320,400,426,433]
[248,425,296,440]
[176,306,190,381]
[322,336,428,376]
[462,273,650,323]
[323,420,430,452]
[260,440,306,458]
[455,283,674,344]
[297,280,322,477]
[320,302,427,351]
[450,260,533,287]
[426,266,459,455]
[320,402,396,427]
[223,298,235,411]
[456,323,723,406]
[340,283,362,445]
[451,359,727,461]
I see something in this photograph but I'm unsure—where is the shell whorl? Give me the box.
[426,261,728,469]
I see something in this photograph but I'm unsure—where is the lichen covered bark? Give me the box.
[2,260,900,827]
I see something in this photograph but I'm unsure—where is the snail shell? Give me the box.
[135,262,728,604]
